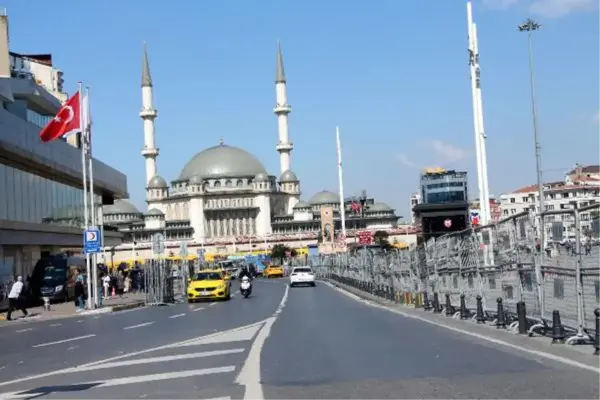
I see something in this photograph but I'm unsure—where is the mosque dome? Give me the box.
[279,170,298,183]
[309,190,340,205]
[178,142,268,181]
[254,172,269,182]
[146,208,164,216]
[147,175,168,189]
[188,175,204,185]
[103,199,141,215]
[293,200,310,209]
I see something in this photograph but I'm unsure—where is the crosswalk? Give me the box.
[0,322,265,399]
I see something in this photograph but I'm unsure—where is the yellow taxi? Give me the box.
[264,265,284,279]
[187,270,231,302]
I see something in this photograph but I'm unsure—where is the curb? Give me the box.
[0,301,146,325]
[111,301,146,312]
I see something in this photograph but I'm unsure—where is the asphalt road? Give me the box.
[0,278,598,399]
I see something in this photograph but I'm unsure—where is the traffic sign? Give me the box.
[179,242,188,257]
[84,228,101,254]
[152,233,165,255]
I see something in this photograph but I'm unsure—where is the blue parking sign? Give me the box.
[84,228,101,254]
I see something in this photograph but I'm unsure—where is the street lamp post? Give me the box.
[518,19,546,248]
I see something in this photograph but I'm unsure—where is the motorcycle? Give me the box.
[240,279,252,298]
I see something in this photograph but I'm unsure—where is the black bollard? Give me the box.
[433,293,441,313]
[495,297,506,329]
[594,308,599,356]
[517,301,527,334]
[445,294,453,316]
[460,294,469,319]
[423,292,431,311]
[475,295,485,323]
[551,309,565,343]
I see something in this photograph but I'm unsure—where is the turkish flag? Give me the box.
[40,91,82,143]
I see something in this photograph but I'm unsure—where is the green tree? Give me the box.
[373,230,393,250]
[270,244,297,260]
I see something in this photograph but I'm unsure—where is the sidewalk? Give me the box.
[0,292,146,324]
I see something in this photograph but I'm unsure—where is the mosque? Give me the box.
[103,43,409,260]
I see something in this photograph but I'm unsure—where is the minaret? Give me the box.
[140,42,159,185]
[274,41,293,175]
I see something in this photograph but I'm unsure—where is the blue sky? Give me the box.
[5,0,599,219]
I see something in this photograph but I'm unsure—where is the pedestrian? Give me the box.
[102,273,110,298]
[6,276,28,321]
[74,270,85,312]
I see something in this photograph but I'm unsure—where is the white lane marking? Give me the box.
[16,328,32,333]
[168,313,185,319]
[32,334,96,348]
[191,307,205,312]
[78,349,244,372]
[175,324,261,347]
[123,322,155,330]
[48,323,61,327]
[93,316,101,319]
[0,367,235,398]
[326,282,600,375]
[202,397,232,400]
[0,319,268,387]
[238,284,289,400]
[76,320,83,323]
[209,302,217,306]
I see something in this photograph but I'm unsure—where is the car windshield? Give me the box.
[294,268,312,273]
[42,266,67,283]
[193,272,222,281]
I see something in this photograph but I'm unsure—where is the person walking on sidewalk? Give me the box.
[7,276,28,321]
[74,270,86,312]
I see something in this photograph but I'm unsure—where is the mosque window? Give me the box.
[214,181,221,188]
[225,180,232,188]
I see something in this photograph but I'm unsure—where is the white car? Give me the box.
[289,266,316,287]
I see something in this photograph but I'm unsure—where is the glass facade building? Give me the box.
[0,162,99,227]
[420,170,468,205]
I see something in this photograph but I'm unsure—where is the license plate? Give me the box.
[201,290,208,295]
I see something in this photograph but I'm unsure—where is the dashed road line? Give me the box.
[15,328,32,333]
[48,323,61,327]
[168,313,186,319]
[124,322,155,330]
[191,307,204,312]
[32,334,96,348]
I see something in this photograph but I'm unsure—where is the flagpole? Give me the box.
[85,86,99,308]
[79,82,92,309]
[336,126,347,239]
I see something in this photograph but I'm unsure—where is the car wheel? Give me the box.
[311,282,316,287]
[289,283,294,287]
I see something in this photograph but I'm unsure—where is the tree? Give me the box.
[373,230,393,250]
[270,244,297,260]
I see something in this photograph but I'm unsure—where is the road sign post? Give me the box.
[179,242,188,258]
[84,228,102,254]
[152,233,165,255]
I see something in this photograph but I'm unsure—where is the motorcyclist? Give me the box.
[240,275,252,296]
[239,266,250,280]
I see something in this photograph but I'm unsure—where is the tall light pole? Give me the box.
[519,18,546,248]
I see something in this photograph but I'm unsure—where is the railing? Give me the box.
[307,206,600,353]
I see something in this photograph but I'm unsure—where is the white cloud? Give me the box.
[481,0,598,18]
[396,153,419,169]
[481,0,520,10]
[530,0,597,18]
[422,140,470,164]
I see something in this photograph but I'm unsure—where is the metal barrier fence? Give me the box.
[143,259,190,306]
[308,206,600,350]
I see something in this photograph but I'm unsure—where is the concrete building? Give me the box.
[104,43,403,261]
[0,11,128,281]
[499,164,599,241]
